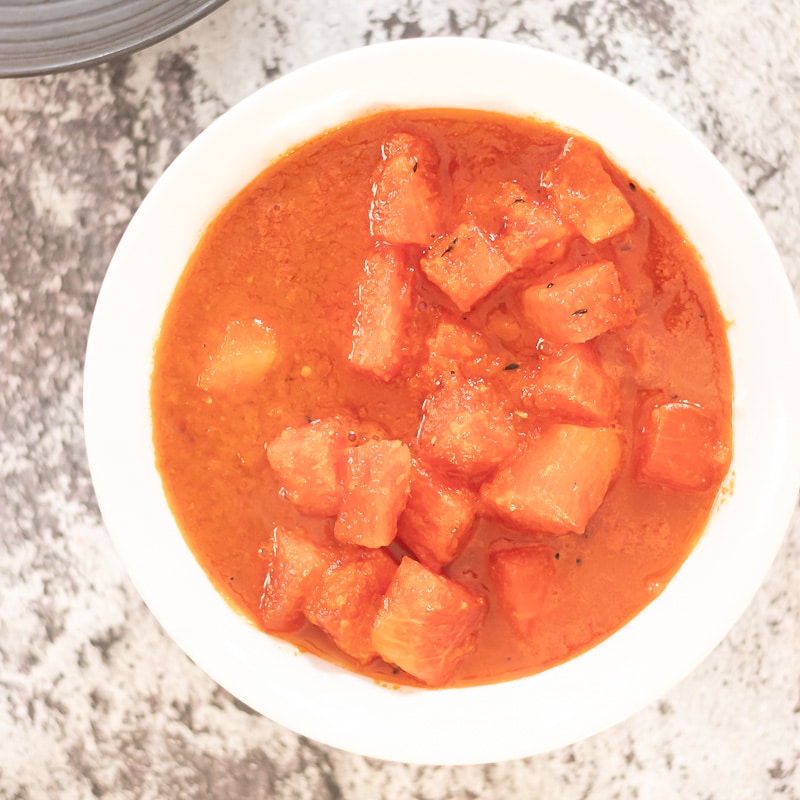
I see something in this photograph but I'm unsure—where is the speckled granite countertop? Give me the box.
[1,1,799,797]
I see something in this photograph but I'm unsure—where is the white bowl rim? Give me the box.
[83,37,800,765]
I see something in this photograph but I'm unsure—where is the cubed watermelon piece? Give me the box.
[418,316,499,385]
[198,319,279,393]
[544,139,635,243]
[370,132,444,245]
[520,260,631,344]
[519,344,619,425]
[634,400,730,492]
[306,548,398,663]
[396,461,479,569]
[259,526,333,633]
[481,424,623,535]
[349,243,414,381]
[371,557,487,685]
[334,439,412,548]
[266,417,348,517]
[489,546,557,640]
[494,181,571,268]
[420,219,517,312]
[417,377,519,478]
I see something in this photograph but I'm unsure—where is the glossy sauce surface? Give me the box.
[151,109,732,686]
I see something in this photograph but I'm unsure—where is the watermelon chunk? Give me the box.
[489,546,557,640]
[418,316,500,385]
[306,548,398,663]
[198,318,279,393]
[420,219,517,312]
[417,377,519,478]
[349,242,414,381]
[370,132,444,245]
[544,139,635,243]
[258,526,332,633]
[494,181,571,269]
[481,424,623,535]
[396,461,479,569]
[266,417,348,517]
[334,439,413,548]
[519,344,619,425]
[634,400,730,492]
[520,260,631,344]
[371,557,487,685]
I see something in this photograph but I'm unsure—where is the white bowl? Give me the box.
[83,38,800,765]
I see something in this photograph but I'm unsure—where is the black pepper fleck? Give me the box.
[442,236,458,255]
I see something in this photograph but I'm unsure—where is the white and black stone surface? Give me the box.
[1,1,799,797]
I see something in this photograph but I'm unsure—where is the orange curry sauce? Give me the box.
[151,109,732,687]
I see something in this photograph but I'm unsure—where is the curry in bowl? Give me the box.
[150,108,732,688]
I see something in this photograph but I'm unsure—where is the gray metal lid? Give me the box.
[0,0,228,78]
